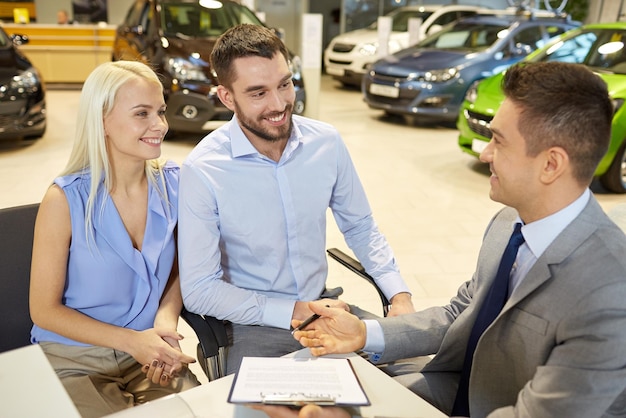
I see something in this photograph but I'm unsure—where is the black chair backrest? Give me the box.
[0,203,39,353]
[327,248,390,317]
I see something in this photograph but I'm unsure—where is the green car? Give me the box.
[458,23,626,193]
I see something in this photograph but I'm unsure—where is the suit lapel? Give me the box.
[503,196,603,311]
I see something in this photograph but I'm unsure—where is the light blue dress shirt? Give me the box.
[363,189,591,356]
[178,115,409,330]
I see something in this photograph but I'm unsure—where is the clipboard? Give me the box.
[227,356,370,407]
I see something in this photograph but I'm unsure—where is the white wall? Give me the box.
[35,0,72,24]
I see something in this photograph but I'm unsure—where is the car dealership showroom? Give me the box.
[2,0,626,417]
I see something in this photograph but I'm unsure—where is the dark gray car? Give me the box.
[0,27,46,142]
[113,0,306,134]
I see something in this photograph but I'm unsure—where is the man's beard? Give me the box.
[235,101,294,143]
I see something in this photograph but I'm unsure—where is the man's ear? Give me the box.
[216,85,235,112]
[540,146,569,185]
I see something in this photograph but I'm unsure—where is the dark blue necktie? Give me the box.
[451,223,525,416]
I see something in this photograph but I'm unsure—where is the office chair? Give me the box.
[326,247,391,317]
[181,247,390,381]
[180,308,228,381]
[0,203,226,380]
[0,203,40,353]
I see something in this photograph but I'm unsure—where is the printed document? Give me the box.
[228,356,370,406]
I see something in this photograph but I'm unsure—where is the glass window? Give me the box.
[124,0,148,26]
[161,1,263,37]
[390,11,432,32]
[432,11,463,27]
[513,26,543,50]
[585,31,626,73]
[540,31,597,63]
[421,23,507,51]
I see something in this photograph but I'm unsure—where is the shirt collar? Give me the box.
[229,114,303,161]
[518,188,590,259]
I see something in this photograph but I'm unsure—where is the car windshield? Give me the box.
[419,22,507,51]
[368,10,434,32]
[160,1,263,37]
[534,29,626,75]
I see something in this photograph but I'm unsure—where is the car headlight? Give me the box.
[165,57,208,82]
[289,55,303,81]
[465,80,481,104]
[424,68,458,83]
[358,43,377,56]
[10,67,41,93]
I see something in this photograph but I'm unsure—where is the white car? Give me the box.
[324,5,482,86]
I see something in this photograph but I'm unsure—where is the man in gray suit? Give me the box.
[289,62,626,418]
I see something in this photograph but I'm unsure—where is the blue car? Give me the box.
[362,12,579,124]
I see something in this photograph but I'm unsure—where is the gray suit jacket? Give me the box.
[378,196,626,417]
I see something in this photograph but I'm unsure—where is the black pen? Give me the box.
[291,305,330,335]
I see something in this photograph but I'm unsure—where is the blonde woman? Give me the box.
[29,61,199,417]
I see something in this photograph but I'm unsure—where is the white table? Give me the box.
[108,349,446,418]
[0,345,81,418]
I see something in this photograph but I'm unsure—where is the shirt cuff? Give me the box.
[363,319,385,362]
[262,298,297,330]
[375,272,412,302]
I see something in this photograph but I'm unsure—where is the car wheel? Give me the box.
[600,141,626,194]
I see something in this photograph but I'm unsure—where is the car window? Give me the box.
[513,26,543,50]
[422,23,507,50]
[392,11,433,32]
[584,30,626,74]
[161,1,262,37]
[459,11,478,20]
[432,11,466,27]
[539,31,597,63]
[139,4,153,33]
[539,25,570,49]
[368,10,433,32]
[124,0,147,26]
[163,4,222,36]
[225,3,264,25]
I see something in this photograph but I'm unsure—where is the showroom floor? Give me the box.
[2,75,625,383]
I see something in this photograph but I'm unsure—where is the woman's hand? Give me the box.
[127,327,195,386]
[142,359,173,387]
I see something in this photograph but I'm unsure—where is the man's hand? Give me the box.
[387,292,415,317]
[250,404,350,418]
[292,301,366,356]
[292,299,350,321]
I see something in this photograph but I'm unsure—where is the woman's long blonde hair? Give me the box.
[60,60,170,242]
